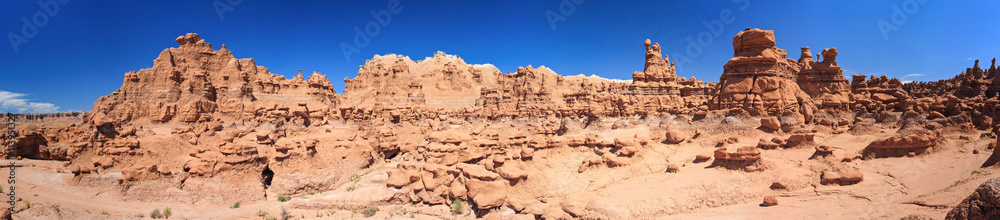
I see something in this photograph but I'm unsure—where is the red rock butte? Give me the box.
[5,28,1000,219]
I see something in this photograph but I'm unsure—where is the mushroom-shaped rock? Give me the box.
[810,145,835,159]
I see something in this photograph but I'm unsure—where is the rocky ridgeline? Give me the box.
[7,29,1000,217]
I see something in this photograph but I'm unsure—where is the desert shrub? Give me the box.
[232,202,240,208]
[362,206,378,217]
[150,209,163,219]
[101,210,109,215]
[277,194,288,202]
[280,206,290,220]
[347,184,356,191]
[451,198,463,214]
[163,207,172,218]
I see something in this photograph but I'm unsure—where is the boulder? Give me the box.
[664,129,687,144]
[760,117,781,130]
[946,178,1000,219]
[820,170,863,185]
[761,196,778,207]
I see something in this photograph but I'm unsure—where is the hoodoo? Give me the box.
[710,28,817,121]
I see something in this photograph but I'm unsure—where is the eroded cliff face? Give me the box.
[9,29,1000,218]
[343,51,501,110]
[91,33,341,127]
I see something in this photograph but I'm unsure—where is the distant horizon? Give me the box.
[3,1,998,113]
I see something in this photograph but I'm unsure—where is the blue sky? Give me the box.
[1,0,997,113]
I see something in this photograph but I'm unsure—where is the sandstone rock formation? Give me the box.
[7,29,1000,219]
[797,47,852,111]
[946,178,1000,219]
[712,146,765,171]
[476,39,715,119]
[820,169,864,185]
[861,123,940,158]
[710,28,817,122]
[344,52,501,110]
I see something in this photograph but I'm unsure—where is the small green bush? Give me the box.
[347,184,356,191]
[163,207,172,218]
[451,198,463,214]
[277,194,288,202]
[362,206,378,217]
[101,210,109,215]
[232,202,240,208]
[257,209,268,217]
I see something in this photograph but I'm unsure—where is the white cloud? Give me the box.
[967,57,976,60]
[904,74,923,77]
[0,91,60,113]
[901,80,913,83]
